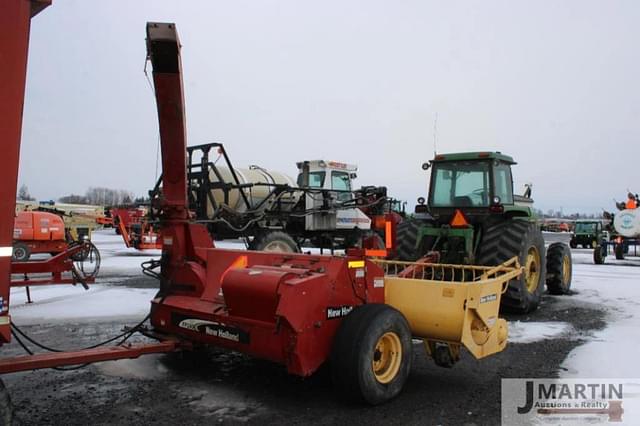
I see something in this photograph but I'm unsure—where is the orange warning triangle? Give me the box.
[450,209,469,228]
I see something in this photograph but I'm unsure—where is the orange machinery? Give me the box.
[12,211,67,261]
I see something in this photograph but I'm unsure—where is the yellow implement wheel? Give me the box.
[562,254,571,286]
[330,304,412,405]
[524,246,541,294]
[372,332,402,384]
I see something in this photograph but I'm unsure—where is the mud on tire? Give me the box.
[477,220,546,314]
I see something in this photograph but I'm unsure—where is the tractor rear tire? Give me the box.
[0,379,13,426]
[393,219,421,261]
[330,304,412,405]
[250,231,300,253]
[477,220,546,314]
[615,243,625,260]
[594,245,605,264]
[11,243,30,262]
[546,243,572,295]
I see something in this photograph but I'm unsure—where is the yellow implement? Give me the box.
[374,257,523,367]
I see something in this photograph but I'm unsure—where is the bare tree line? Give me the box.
[58,187,135,206]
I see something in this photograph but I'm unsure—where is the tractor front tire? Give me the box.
[393,219,421,261]
[569,239,577,249]
[615,243,625,260]
[11,243,30,262]
[331,304,412,405]
[546,243,572,295]
[478,221,546,314]
[0,379,13,426]
[250,231,300,253]
[594,245,606,264]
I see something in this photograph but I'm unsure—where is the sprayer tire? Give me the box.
[250,231,300,253]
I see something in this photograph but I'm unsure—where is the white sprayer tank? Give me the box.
[206,166,300,215]
[613,209,640,238]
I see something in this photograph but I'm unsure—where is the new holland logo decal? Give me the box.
[171,313,249,344]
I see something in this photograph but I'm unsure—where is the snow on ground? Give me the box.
[507,321,573,344]
[561,249,640,378]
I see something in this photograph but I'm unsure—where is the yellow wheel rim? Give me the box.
[372,332,402,384]
[524,247,541,293]
[562,254,571,286]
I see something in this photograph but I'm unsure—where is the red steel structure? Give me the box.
[0,0,51,344]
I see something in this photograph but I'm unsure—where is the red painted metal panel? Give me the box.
[0,0,50,345]
[146,23,188,215]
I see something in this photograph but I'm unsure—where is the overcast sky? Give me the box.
[19,0,640,214]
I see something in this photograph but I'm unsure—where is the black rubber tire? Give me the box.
[593,245,605,265]
[546,243,572,295]
[0,379,13,426]
[393,219,421,261]
[615,243,625,260]
[569,239,577,249]
[477,220,546,314]
[11,243,30,262]
[330,304,412,405]
[584,242,592,249]
[250,231,300,253]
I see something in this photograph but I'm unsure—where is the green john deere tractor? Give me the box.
[396,152,572,314]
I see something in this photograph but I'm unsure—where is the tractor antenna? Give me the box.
[433,112,439,156]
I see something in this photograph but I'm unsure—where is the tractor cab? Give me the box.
[418,152,529,225]
[408,152,534,265]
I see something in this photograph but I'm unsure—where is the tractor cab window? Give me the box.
[493,162,514,205]
[331,171,352,201]
[297,171,326,188]
[430,161,490,207]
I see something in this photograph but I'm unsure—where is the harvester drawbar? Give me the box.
[0,13,521,413]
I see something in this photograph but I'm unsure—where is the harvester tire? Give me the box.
[615,243,625,260]
[393,219,421,261]
[546,243,572,295]
[593,245,605,265]
[330,304,412,405]
[0,379,13,426]
[250,231,300,253]
[11,243,30,262]
[477,220,546,314]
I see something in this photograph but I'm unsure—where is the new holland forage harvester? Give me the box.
[0,4,524,420]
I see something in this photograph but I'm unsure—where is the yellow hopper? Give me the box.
[374,257,523,367]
